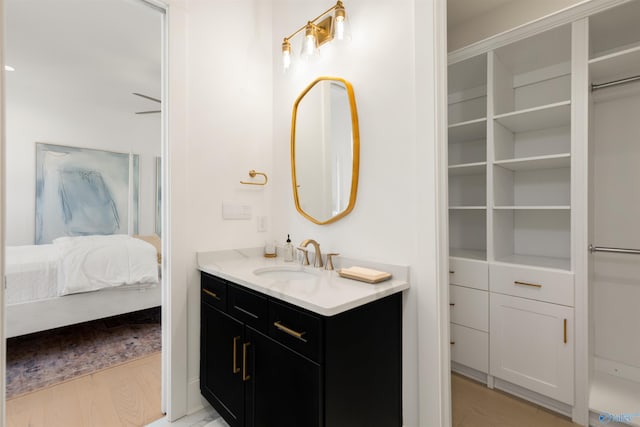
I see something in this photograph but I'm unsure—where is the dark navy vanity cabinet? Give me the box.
[200,271,403,427]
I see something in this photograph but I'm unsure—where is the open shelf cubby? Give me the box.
[493,163,570,208]
[449,210,487,261]
[493,209,570,270]
[492,25,572,116]
[448,54,487,125]
[589,0,640,61]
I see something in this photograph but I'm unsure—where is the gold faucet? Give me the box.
[300,239,323,268]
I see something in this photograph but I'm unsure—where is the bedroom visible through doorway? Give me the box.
[3,0,165,421]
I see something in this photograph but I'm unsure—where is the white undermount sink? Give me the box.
[252,266,318,280]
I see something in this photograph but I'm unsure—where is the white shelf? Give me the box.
[590,371,640,427]
[494,154,570,171]
[590,44,640,85]
[449,162,486,176]
[493,254,571,271]
[494,205,570,210]
[450,206,486,210]
[495,101,571,134]
[449,248,487,261]
[448,118,487,143]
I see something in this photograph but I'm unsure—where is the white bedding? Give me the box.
[6,235,159,305]
[54,235,158,295]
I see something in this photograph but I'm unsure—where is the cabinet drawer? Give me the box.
[449,258,488,290]
[269,300,322,363]
[450,323,488,373]
[449,285,488,331]
[490,263,574,306]
[228,283,268,332]
[201,272,227,310]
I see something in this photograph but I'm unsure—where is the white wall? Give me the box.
[270,1,446,425]
[181,0,274,412]
[448,0,585,51]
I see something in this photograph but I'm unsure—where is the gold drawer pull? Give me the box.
[449,270,455,274]
[563,319,567,344]
[450,341,455,345]
[242,342,251,381]
[449,303,455,307]
[274,321,307,342]
[514,280,542,288]
[232,336,240,374]
[202,288,221,300]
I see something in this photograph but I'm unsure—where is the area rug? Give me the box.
[6,307,161,399]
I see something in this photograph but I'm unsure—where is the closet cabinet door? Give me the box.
[490,293,574,404]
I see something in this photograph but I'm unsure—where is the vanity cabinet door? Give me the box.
[245,327,321,427]
[201,301,246,427]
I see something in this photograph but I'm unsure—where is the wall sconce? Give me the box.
[281,1,351,71]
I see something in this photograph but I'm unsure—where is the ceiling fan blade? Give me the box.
[135,110,161,115]
[132,92,161,103]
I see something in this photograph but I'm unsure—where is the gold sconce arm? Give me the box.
[240,170,268,186]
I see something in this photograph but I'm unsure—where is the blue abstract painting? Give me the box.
[35,143,139,244]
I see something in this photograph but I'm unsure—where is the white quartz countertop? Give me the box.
[197,248,410,316]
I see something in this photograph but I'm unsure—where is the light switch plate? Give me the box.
[222,202,252,220]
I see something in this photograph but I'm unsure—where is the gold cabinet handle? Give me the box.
[450,341,455,345]
[514,280,542,288]
[242,342,251,381]
[232,336,240,374]
[274,321,307,342]
[449,303,455,307]
[563,319,567,344]
[449,270,455,274]
[202,288,221,300]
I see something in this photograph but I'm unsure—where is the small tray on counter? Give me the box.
[338,266,392,284]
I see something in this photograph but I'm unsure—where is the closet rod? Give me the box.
[591,74,640,91]
[589,244,640,255]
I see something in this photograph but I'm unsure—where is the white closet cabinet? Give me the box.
[490,293,574,404]
[448,22,576,410]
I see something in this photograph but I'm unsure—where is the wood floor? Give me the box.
[6,352,163,427]
[452,373,581,427]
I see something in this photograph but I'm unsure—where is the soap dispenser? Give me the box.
[284,234,294,262]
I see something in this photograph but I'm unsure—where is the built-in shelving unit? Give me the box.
[448,20,577,412]
[448,53,488,260]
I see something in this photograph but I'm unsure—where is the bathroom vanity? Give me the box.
[197,249,409,427]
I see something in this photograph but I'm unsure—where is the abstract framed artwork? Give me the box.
[35,143,139,244]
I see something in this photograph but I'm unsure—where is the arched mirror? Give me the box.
[291,76,360,225]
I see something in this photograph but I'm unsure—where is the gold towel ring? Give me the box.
[240,170,268,186]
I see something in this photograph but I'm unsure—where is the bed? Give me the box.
[5,234,161,338]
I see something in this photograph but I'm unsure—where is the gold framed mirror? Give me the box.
[291,76,360,225]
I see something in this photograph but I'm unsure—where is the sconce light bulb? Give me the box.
[332,3,351,41]
[282,39,292,71]
[301,23,319,59]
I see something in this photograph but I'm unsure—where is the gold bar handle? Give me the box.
[449,270,455,274]
[232,336,240,374]
[242,342,251,381]
[202,288,221,300]
[449,303,455,307]
[563,319,567,344]
[450,341,455,345]
[274,321,307,342]
[514,280,542,288]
